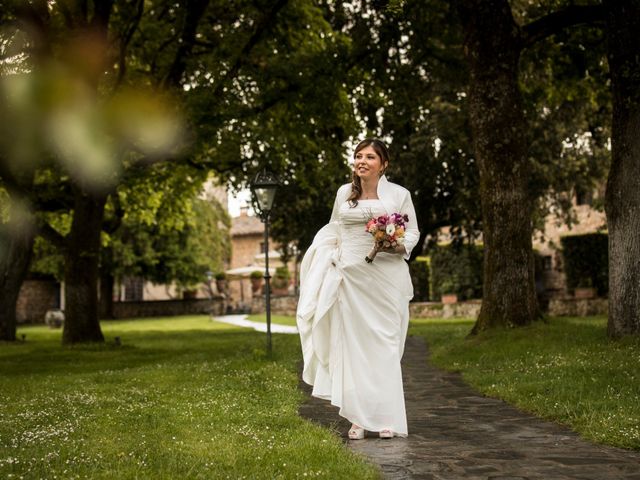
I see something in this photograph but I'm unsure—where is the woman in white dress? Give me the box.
[297,138,420,439]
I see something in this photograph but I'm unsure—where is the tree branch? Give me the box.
[36,218,67,250]
[521,4,606,47]
[12,0,53,59]
[90,0,114,32]
[54,1,75,28]
[102,192,124,235]
[161,0,211,88]
[115,0,144,88]
[32,180,75,212]
[209,0,289,99]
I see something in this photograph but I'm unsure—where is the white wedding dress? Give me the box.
[297,197,414,437]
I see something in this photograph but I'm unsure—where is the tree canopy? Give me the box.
[2,0,637,341]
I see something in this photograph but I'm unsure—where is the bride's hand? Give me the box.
[379,244,406,255]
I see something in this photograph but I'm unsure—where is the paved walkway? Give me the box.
[211,314,298,334]
[298,336,640,479]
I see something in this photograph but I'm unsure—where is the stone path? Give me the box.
[211,314,298,334]
[298,336,640,479]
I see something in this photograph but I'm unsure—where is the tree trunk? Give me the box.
[62,190,107,344]
[98,269,115,319]
[604,0,640,337]
[458,0,538,334]
[0,218,35,341]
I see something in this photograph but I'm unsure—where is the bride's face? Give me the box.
[354,145,387,180]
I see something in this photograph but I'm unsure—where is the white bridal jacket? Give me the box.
[296,175,419,437]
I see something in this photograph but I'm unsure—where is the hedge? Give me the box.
[560,233,608,296]
[409,258,430,302]
[429,244,483,301]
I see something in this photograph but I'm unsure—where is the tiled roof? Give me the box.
[231,214,264,237]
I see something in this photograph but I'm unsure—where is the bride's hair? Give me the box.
[348,138,390,207]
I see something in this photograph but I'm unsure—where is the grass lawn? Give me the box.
[410,316,640,450]
[247,314,298,327]
[0,316,379,479]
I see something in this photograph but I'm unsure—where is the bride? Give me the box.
[297,138,420,439]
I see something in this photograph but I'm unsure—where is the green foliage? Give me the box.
[344,0,482,243]
[176,1,360,254]
[0,189,8,223]
[4,0,361,298]
[272,266,291,289]
[275,266,291,280]
[250,270,263,279]
[410,316,640,450]
[2,316,379,479]
[337,0,610,250]
[409,258,430,302]
[144,197,231,289]
[102,172,231,289]
[560,233,608,296]
[521,21,611,231]
[429,244,483,301]
[29,212,72,280]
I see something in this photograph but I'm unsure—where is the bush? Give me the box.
[429,244,483,301]
[250,270,263,279]
[560,233,608,296]
[409,259,430,302]
[272,266,290,289]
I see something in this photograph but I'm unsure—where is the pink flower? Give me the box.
[364,212,410,263]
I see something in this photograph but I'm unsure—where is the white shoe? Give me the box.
[379,429,393,439]
[348,425,365,440]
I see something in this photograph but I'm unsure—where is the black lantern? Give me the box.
[250,168,280,354]
[250,169,280,220]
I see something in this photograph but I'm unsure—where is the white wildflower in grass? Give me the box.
[0,315,379,479]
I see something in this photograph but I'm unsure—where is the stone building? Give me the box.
[428,186,606,301]
[16,275,61,324]
[532,188,606,298]
[227,206,293,311]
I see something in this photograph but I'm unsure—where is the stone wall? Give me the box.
[17,279,60,324]
[548,297,607,317]
[251,294,299,316]
[249,296,483,320]
[249,296,608,319]
[111,298,225,319]
[410,301,482,319]
[410,298,607,319]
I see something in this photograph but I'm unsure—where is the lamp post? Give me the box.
[250,168,280,355]
[204,270,216,317]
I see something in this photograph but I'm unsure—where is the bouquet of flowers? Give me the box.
[364,212,409,263]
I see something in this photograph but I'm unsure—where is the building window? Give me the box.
[123,277,144,301]
[260,242,266,254]
[543,255,552,271]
